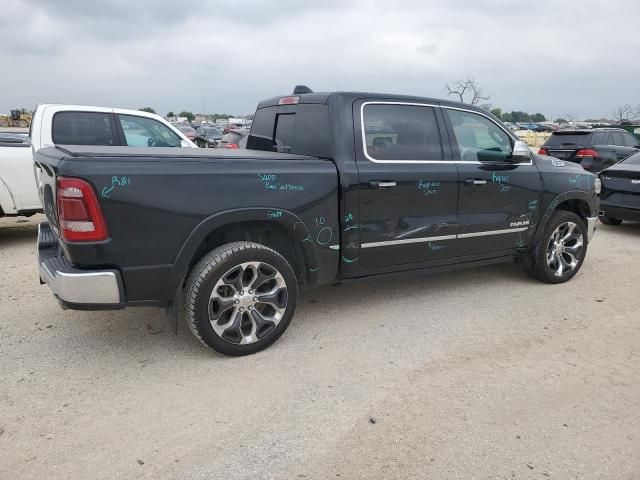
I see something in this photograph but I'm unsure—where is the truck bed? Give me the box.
[35,145,340,306]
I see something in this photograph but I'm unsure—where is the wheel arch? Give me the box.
[167,208,319,301]
[533,191,595,246]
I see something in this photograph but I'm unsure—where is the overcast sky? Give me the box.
[1,0,638,120]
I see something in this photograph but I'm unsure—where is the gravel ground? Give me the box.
[1,214,638,480]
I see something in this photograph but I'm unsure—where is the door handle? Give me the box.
[369,180,397,189]
[464,178,487,186]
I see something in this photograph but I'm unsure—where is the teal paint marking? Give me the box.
[418,179,440,196]
[101,186,114,198]
[344,213,353,223]
[341,256,359,263]
[492,172,511,192]
[258,173,304,191]
[428,242,446,252]
[267,210,283,219]
[528,199,538,211]
[309,267,320,272]
[101,176,131,198]
[515,239,526,248]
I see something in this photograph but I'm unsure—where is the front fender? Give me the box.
[167,207,328,299]
[0,177,17,215]
[533,190,599,246]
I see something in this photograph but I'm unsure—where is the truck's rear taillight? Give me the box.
[57,177,108,242]
[538,148,549,155]
[224,143,239,149]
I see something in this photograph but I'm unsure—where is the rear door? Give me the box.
[442,107,540,255]
[354,101,459,269]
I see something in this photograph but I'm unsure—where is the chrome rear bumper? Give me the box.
[37,223,124,309]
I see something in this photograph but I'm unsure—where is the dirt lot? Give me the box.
[1,214,638,479]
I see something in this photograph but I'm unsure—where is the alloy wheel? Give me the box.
[546,221,584,278]
[208,261,288,345]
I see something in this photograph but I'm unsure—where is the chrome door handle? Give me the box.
[369,180,397,188]
[464,178,487,186]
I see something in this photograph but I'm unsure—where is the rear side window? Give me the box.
[363,104,443,161]
[247,104,331,158]
[118,114,181,147]
[52,111,116,146]
[545,132,592,147]
[622,132,639,147]
[611,131,625,146]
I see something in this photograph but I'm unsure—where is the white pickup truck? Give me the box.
[0,105,197,217]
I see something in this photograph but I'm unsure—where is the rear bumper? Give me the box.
[38,223,125,310]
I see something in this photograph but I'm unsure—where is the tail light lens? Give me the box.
[224,143,239,149]
[57,177,108,242]
[538,148,549,155]
[575,149,599,158]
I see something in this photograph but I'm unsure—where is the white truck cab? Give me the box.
[0,104,197,217]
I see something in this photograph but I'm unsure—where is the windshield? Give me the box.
[204,127,222,136]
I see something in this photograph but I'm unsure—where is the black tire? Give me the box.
[524,210,588,284]
[599,216,622,226]
[184,241,298,356]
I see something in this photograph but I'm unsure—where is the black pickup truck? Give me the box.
[35,89,600,355]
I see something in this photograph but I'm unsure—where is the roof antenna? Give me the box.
[293,85,313,94]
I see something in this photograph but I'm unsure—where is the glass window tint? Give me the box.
[363,104,442,161]
[622,132,639,147]
[445,109,512,162]
[52,111,115,146]
[119,115,181,147]
[610,131,625,146]
[274,114,296,152]
[546,132,592,146]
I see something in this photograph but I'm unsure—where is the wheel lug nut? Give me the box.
[239,307,244,312]
[239,290,244,295]
[253,297,257,302]
[249,290,253,294]
[234,300,239,304]
[248,306,253,310]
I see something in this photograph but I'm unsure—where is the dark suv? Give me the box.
[539,128,640,172]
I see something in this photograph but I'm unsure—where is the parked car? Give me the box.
[216,128,249,149]
[539,128,640,172]
[194,126,224,148]
[35,88,599,356]
[598,151,640,225]
[0,104,197,218]
[175,124,196,141]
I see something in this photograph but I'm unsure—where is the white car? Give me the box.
[0,104,197,217]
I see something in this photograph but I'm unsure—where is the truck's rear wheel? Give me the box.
[524,210,587,284]
[184,241,298,356]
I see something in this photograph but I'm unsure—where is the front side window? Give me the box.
[118,114,181,147]
[445,109,513,162]
[52,111,116,146]
[362,104,442,161]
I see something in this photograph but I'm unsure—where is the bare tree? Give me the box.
[612,104,634,123]
[445,77,491,108]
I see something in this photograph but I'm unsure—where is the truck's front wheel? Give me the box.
[184,242,298,355]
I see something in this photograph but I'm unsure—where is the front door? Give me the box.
[442,107,541,255]
[354,101,459,270]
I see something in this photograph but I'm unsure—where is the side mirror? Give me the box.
[510,140,531,163]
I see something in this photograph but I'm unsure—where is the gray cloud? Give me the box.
[1,0,639,119]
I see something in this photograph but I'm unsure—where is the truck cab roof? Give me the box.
[257,91,487,114]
